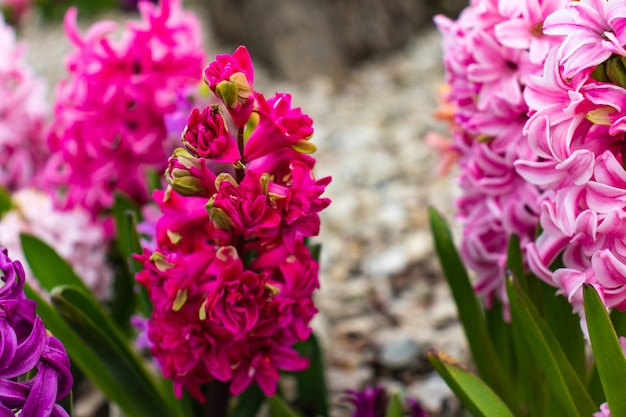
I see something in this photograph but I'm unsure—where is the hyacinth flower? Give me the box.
[434,0,567,312]
[0,13,48,191]
[514,0,626,326]
[45,0,204,218]
[343,386,428,417]
[0,248,73,416]
[136,45,331,401]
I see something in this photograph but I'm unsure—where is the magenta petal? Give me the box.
[22,364,58,417]
[0,321,17,370]
[0,378,29,407]
[0,316,46,379]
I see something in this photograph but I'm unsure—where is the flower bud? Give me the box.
[165,148,211,196]
[183,105,241,163]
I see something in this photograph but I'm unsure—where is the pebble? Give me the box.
[379,337,424,370]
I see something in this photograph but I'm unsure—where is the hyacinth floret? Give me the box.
[0,248,73,416]
[46,0,204,217]
[137,45,331,399]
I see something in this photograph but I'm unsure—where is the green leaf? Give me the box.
[507,237,586,384]
[50,285,182,417]
[584,284,626,416]
[506,278,596,417]
[428,208,514,404]
[510,317,544,417]
[385,393,404,417]
[112,192,143,274]
[586,363,606,407]
[231,384,265,417]
[539,279,586,379]
[110,193,142,327]
[428,350,515,417]
[0,185,12,216]
[268,396,301,417]
[20,233,93,297]
[506,235,526,291]
[112,193,152,316]
[293,332,329,417]
[24,283,149,417]
[610,308,626,337]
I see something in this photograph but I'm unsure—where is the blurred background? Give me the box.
[5,0,468,415]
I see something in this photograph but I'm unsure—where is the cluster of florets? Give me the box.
[0,13,48,191]
[136,46,331,400]
[45,0,204,216]
[514,0,626,323]
[0,248,73,416]
[435,0,567,310]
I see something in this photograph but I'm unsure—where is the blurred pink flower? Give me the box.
[0,15,48,191]
[0,189,113,300]
[46,0,204,216]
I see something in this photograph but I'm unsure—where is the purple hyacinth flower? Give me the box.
[344,386,388,417]
[344,386,428,417]
[0,248,73,417]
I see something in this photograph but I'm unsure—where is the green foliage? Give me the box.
[293,333,329,417]
[584,285,626,416]
[428,207,624,417]
[428,208,515,407]
[385,393,405,417]
[428,351,515,417]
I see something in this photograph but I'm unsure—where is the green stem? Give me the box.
[203,380,231,417]
[235,126,245,184]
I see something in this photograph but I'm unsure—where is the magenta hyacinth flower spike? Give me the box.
[0,248,73,416]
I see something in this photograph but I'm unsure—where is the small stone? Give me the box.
[362,245,408,277]
[408,372,458,414]
[379,337,423,369]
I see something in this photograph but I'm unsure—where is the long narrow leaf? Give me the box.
[428,350,515,417]
[268,396,301,417]
[385,394,404,417]
[510,317,544,417]
[51,285,181,417]
[293,332,329,417]
[584,284,626,416]
[23,283,150,417]
[428,208,514,404]
[539,280,585,379]
[20,233,92,297]
[507,238,586,386]
[231,384,265,417]
[506,278,595,417]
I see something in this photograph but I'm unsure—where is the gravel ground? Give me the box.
[20,5,465,417]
